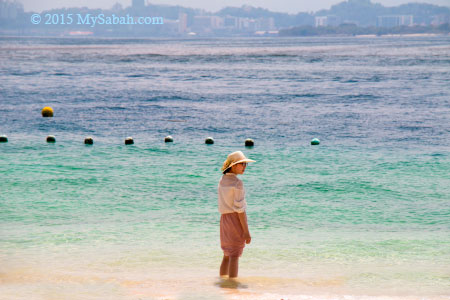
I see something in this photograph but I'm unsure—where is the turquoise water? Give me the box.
[1,141,449,299]
[1,36,450,299]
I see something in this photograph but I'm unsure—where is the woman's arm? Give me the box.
[238,212,251,244]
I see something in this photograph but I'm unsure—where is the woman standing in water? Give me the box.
[218,151,255,279]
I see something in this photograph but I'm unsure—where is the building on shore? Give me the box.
[315,15,341,27]
[377,15,414,27]
[431,14,449,26]
[178,12,188,33]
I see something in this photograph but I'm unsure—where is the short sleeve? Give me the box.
[232,180,247,213]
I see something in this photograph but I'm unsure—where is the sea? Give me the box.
[0,36,449,300]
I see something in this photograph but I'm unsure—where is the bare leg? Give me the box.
[220,255,230,276]
[228,256,239,278]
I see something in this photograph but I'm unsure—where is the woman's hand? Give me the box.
[244,233,251,244]
[238,212,251,244]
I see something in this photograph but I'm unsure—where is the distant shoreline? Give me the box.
[356,33,444,37]
[278,24,450,37]
[0,33,449,39]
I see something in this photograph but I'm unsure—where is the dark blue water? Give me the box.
[1,36,449,149]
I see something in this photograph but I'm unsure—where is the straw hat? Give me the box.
[221,151,255,171]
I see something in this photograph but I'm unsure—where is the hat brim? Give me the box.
[226,158,255,170]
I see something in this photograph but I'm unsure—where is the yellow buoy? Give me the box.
[42,107,54,117]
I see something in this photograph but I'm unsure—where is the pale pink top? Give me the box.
[218,173,247,214]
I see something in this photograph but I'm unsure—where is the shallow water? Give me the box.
[0,36,449,299]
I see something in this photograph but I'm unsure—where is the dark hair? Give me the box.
[223,167,231,174]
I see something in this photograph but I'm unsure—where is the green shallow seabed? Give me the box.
[1,140,449,296]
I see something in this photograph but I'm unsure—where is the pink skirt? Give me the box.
[220,212,245,257]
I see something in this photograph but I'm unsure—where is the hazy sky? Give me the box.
[20,0,450,13]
